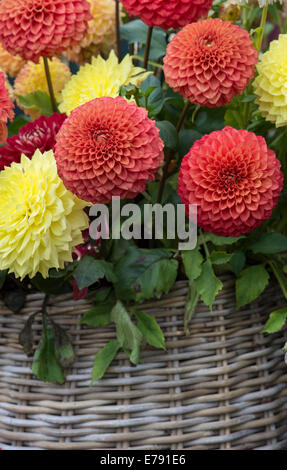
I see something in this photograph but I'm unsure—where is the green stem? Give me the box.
[268,260,287,300]
[43,57,58,114]
[143,26,153,70]
[132,55,163,69]
[257,4,269,53]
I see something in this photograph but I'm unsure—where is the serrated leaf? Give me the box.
[73,256,117,289]
[114,247,178,302]
[209,251,233,265]
[80,297,116,327]
[236,265,270,309]
[250,233,287,255]
[182,247,203,284]
[91,339,120,382]
[16,91,54,116]
[32,326,65,384]
[206,233,245,246]
[134,310,166,350]
[111,301,143,365]
[263,307,287,334]
[156,121,178,150]
[195,261,223,311]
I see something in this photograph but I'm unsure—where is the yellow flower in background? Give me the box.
[65,0,123,64]
[0,150,89,280]
[0,42,25,78]
[254,34,287,128]
[60,50,151,116]
[14,58,71,120]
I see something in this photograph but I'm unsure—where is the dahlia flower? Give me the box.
[0,71,14,145]
[65,0,123,65]
[55,96,164,204]
[0,113,66,170]
[120,0,213,30]
[163,18,258,108]
[219,1,241,23]
[14,58,71,120]
[0,149,89,280]
[59,50,151,116]
[254,34,287,128]
[178,127,283,237]
[0,0,92,63]
[0,42,25,78]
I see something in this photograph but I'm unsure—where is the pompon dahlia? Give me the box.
[254,35,287,128]
[0,71,14,145]
[60,50,151,116]
[0,149,89,280]
[65,0,123,65]
[0,0,92,63]
[121,0,213,30]
[55,96,164,204]
[163,18,258,108]
[14,58,71,120]
[0,42,25,78]
[0,113,66,170]
[178,127,283,237]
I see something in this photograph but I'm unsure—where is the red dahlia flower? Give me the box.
[54,96,164,204]
[0,0,92,63]
[163,18,258,108]
[178,127,283,237]
[121,0,213,30]
[0,113,66,170]
[0,71,14,145]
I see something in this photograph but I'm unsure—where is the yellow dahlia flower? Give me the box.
[14,58,71,120]
[65,0,123,65]
[0,150,89,280]
[59,50,151,116]
[254,34,287,128]
[0,42,25,78]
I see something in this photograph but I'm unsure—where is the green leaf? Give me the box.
[31,273,71,295]
[73,256,117,289]
[230,251,246,277]
[91,339,120,382]
[134,310,166,350]
[182,247,203,284]
[206,233,245,246]
[114,247,178,302]
[4,289,26,313]
[120,20,166,61]
[209,251,233,265]
[0,270,7,289]
[195,261,223,311]
[184,283,199,333]
[156,121,178,150]
[8,115,30,138]
[80,298,116,327]
[111,301,143,365]
[194,107,225,134]
[178,129,202,158]
[16,91,54,117]
[236,265,270,309]
[263,308,287,334]
[52,322,75,368]
[32,326,65,384]
[250,233,287,255]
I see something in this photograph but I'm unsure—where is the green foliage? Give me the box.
[120,20,167,61]
[16,91,54,116]
[114,247,178,302]
[230,251,246,277]
[73,256,117,290]
[80,295,116,327]
[209,251,233,265]
[134,310,166,350]
[236,265,270,309]
[8,115,30,137]
[250,233,287,254]
[156,120,178,150]
[263,307,287,334]
[182,247,203,284]
[32,325,65,384]
[195,261,223,311]
[91,339,120,382]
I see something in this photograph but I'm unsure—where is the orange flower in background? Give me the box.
[14,58,71,120]
[54,96,164,204]
[178,127,283,237]
[120,0,213,30]
[163,18,258,108]
[0,42,25,78]
[0,0,92,63]
[0,71,14,145]
[65,0,123,65]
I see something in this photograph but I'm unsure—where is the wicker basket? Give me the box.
[0,276,287,450]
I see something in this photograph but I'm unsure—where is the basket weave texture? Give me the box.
[0,276,287,450]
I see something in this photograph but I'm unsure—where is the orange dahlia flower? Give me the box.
[121,0,213,30]
[163,18,258,108]
[0,0,92,63]
[54,96,164,204]
[0,42,25,78]
[0,71,14,144]
[178,127,283,237]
